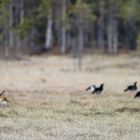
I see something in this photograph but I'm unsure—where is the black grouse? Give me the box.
[134,91,140,98]
[92,83,104,94]
[124,81,137,92]
[86,83,104,94]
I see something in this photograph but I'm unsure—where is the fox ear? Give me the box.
[0,91,5,96]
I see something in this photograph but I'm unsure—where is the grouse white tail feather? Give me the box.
[86,85,96,92]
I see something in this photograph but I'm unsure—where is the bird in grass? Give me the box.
[92,83,104,94]
[134,91,140,98]
[124,81,137,92]
[86,83,104,94]
[0,91,12,106]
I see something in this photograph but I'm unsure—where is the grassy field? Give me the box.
[0,54,140,140]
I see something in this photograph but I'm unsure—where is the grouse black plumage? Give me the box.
[92,83,104,94]
[134,91,140,98]
[124,82,137,92]
[86,83,104,94]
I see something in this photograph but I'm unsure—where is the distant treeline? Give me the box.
[0,0,140,57]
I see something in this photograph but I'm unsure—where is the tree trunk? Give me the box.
[97,0,105,50]
[107,19,118,54]
[107,0,118,54]
[107,17,113,53]
[78,24,84,70]
[15,0,24,58]
[45,13,53,49]
[112,19,118,53]
[9,0,14,48]
[20,0,24,24]
[61,0,66,53]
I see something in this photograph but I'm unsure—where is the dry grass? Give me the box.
[0,54,140,140]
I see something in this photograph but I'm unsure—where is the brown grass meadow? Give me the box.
[0,53,140,140]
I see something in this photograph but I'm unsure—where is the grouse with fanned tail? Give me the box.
[92,83,104,94]
[86,83,104,94]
